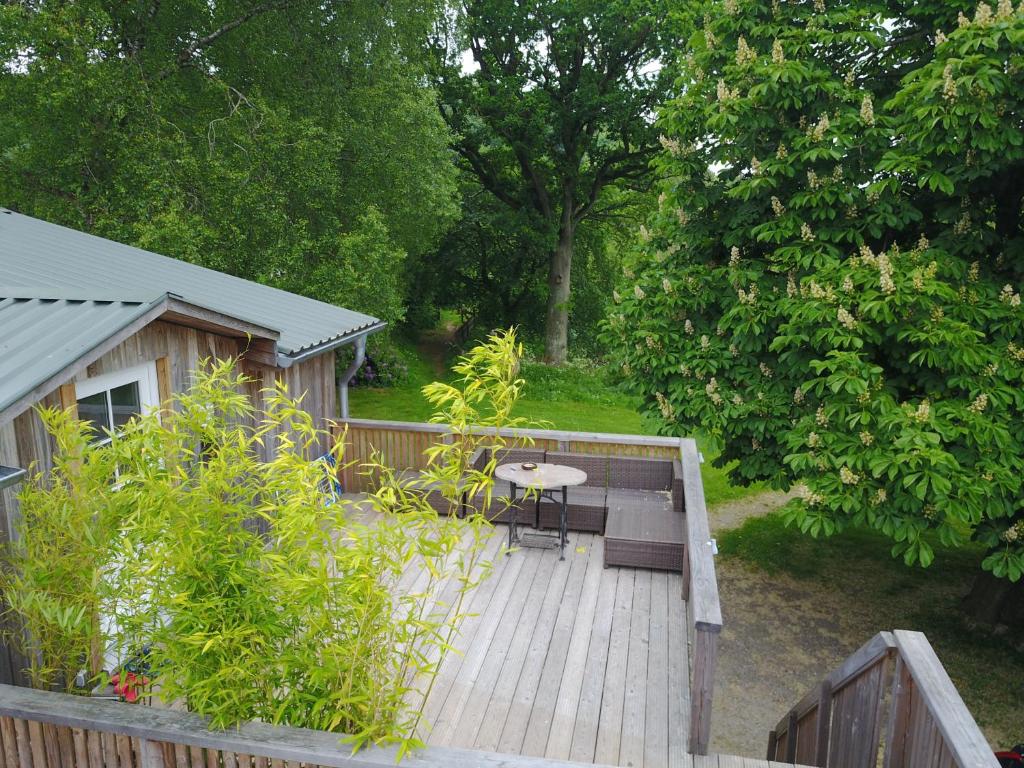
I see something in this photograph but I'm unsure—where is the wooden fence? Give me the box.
[766,630,998,768]
[0,682,655,768]
[329,419,723,756]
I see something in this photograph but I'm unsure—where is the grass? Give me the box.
[718,513,1024,748]
[348,340,759,507]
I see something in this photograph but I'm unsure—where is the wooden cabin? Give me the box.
[0,207,384,570]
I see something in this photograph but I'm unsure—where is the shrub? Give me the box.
[4,330,527,755]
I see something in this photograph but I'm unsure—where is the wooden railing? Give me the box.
[330,418,684,492]
[767,630,998,768]
[0,682,638,768]
[678,438,722,756]
[329,419,723,756]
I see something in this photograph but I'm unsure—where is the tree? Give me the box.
[432,0,676,363]
[421,174,646,355]
[606,0,1024,619]
[0,1,459,331]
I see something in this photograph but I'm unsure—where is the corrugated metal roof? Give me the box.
[0,209,383,357]
[0,293,163,414]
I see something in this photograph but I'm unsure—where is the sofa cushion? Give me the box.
[608,456,673,491]
[605,496,681,544]
[606,487,672,511]
[543,451,608,488]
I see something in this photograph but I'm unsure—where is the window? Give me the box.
[75,362,161,442]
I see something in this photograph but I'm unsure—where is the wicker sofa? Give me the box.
[461,446,686,572]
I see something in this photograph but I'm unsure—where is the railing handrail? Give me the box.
[768,629,998,768]
[679,438,722,632]
[0,683,609,768]
[332,417,684,448]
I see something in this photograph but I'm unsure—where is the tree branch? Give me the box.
[158,0,296,77]
[573,145,657,223]
[456,142,523,210]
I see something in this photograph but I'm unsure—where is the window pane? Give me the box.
[109,381,142,429]
[76,391,111,440]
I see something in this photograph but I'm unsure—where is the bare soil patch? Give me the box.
[706,491,1021,758]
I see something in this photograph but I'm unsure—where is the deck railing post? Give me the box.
[814,679,832,767]
[689,625,719,756]
[784,710,798,764]
[766,729,778,761]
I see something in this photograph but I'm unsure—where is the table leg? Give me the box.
[559,485,568,561]
[508,481,518,553]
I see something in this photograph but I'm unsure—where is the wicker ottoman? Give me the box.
[603,488,684,571]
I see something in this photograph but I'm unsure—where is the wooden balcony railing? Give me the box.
[767,630,997,768]
[329,418,722,756]
[0,682,690,768]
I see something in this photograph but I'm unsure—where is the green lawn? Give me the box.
[718,513,1024,748]
[348,346,758,506]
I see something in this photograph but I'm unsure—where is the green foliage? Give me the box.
[0,1,459,332]
[606,0,1024,579]
[4,332,531,752]
[431,0,676,361]
[422,176,651,357]
[1,414,123,691]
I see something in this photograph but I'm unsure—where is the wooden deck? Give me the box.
[405,525,691,768]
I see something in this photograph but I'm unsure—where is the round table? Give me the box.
[495,462,587,560]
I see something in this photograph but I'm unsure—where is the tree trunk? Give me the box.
[962,570,1024,628]
[543,202,575,365]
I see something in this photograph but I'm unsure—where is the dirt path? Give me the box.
[416,319,459,377]
[709,554,856,757]
[707,490,792,533]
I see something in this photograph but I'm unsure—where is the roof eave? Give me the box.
[275,321,388,368]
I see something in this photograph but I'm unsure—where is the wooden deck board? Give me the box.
[568,562,619,764]
[594,568,635,766]
[473,541,574,753]
[450,548,556,749]
[646,572,671,768]
[498,535,590,754]
[520,534,600,757]
[543,537,604,761]
[620,569,652,768]
[668,576,691,768]
[422,531,526,735]
[404,522,689,768]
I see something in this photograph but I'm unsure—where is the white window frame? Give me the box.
[75,361,162,675]
[75,361,161,433]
